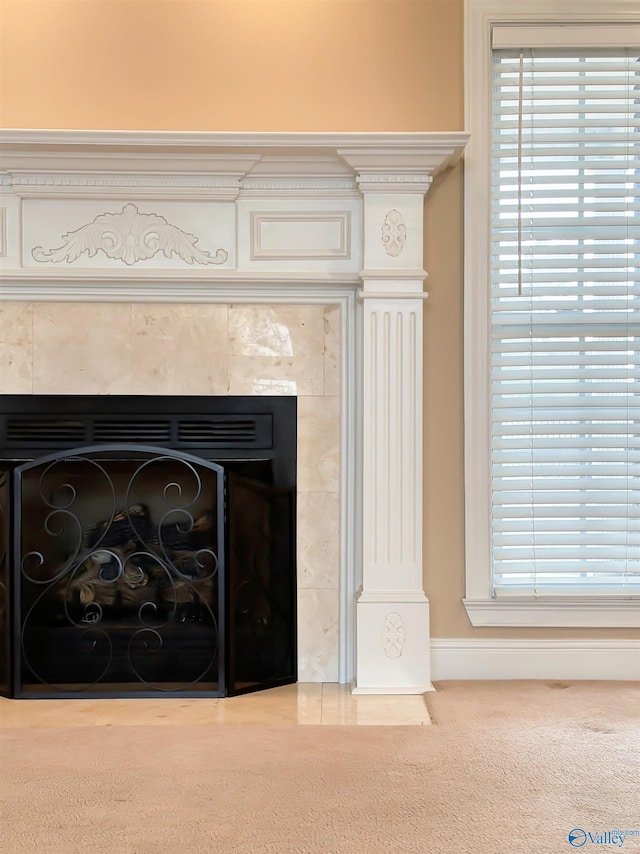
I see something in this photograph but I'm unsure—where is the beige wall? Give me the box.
[1,0,636,640]
[0,0,462,131]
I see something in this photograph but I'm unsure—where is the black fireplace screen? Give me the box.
[0,395,297,700]
[16,446,224,697]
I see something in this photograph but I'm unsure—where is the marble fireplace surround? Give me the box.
[0,130,468,694]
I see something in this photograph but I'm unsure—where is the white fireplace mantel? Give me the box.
[0,129,468,694]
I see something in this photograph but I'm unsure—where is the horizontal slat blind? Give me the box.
[491,46,640,595]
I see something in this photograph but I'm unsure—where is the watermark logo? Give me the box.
[569,829,588,848]
[568,828,640,848]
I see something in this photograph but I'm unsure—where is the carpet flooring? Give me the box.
[1,681,639,854]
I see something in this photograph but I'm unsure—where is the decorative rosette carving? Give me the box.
[32,203,228,266]
[382,612,406,659]
[381,208,407,257]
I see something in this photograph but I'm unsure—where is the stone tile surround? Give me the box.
[0,301,341,681]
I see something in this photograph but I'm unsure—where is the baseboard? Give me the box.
[430,638,640,681]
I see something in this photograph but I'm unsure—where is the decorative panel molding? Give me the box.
[250,211,351,260]
[0,208,5,257]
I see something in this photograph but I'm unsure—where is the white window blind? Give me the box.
[490,41,640,595]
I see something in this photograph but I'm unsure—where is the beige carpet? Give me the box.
[1,681,639,854]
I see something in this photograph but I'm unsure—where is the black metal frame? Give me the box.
[13,444,226,699]
[0,395,297,700]
[0,470,9,697]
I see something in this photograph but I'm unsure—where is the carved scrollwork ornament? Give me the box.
[381,209,407,257]
[382,612,406,659]
[32,203,229,266]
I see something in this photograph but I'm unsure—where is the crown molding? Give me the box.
[0,128,470,151]
[2,171,244,200]
[0,130,469,190]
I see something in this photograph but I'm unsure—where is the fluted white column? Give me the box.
[340,153,435,693]
[355,288,429,693]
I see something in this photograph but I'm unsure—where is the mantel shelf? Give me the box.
[0,128,470,181]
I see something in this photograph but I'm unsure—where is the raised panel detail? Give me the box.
[251,211,351,260]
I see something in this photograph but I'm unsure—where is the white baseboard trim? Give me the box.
[430,638,640,681]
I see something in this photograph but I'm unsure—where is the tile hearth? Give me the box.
[0,684,431,727]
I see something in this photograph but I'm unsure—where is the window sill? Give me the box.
[463,598,640,628]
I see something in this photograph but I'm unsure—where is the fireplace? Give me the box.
[0,395,296,698]
[0,129,468,693]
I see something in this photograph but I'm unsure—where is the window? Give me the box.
[464,1,640,626]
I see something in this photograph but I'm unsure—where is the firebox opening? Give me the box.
[0,396,297,700]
